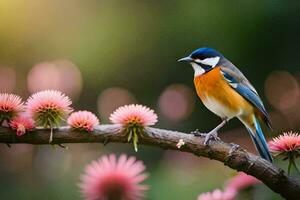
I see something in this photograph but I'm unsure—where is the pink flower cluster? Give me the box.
[9,115,35,136]
[79,154,148,200]
[0,92,159,148]
[0,93,31,135]
[0,90,100,139]
[197,173,260,200]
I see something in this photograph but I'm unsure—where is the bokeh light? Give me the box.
[0,66,16,92]
[27,60,82,100]
[33,147,72,182]
[0,144,34,173]
[264,71,299,111]
[158,84,195,121]
[268,111,292,131]
[97,87,136,120]
[265,71,300,129]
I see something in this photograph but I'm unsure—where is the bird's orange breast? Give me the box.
[194,67,253,118]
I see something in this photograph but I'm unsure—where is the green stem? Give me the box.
[288,157,293,175]
[291,159,300,174]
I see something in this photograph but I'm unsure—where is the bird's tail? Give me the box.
[243,115,273,163]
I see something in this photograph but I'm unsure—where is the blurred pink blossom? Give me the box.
[97,87,136,119]
[197,173,259,200]
[0,67,16,92]
[264,71,299,111]
[9,114,35,136]
[27,60,82,100]
[79,154,148,200]
[0,93,24,122]
[159,84,195,121]
[197,188,237,200]
[225,172,260,192]
[68,111,99,132]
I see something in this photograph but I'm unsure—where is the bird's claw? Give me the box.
[229,143,241,154]
[230,143,240,149]
[204,131,220,145]
[191,129,206,137]
[191,129,221,145]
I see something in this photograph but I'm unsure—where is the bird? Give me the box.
[178,47,273,162]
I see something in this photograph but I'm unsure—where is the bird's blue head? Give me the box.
[178,47,224,76]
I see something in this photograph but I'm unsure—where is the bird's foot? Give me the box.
[230,143,241,149]
[190,129,206,137]
[204,131,220,145]
[229,143,241,155]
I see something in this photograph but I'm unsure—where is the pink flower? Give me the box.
[0,93,24,122]
[26,90,73,120]
[68,111,99,132]
[197,173,259,200]
[268,132,300,174]
[79,154,148,200]
[9,114,35,136]
[110,104,158,152]
[26,90,73,142]
[225,172,260,192]
[110,104,158,127]
[268,132,300,155]
[197,188,237,200]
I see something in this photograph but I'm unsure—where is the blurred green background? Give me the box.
[0,0,300,199]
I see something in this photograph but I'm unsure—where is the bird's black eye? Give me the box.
[191,54,207,60]
[197,55,206,60]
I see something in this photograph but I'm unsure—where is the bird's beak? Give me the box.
[178,56,193,63]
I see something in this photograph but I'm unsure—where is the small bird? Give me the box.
[178,47,273,162]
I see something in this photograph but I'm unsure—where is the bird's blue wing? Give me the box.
[220,67,273,162]
[220,68,270,123]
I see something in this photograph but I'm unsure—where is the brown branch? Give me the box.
[0,125,299,199]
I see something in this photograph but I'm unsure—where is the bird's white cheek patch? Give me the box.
[195,57,220,68]
[201,57,220,67]
[191,63,205,77]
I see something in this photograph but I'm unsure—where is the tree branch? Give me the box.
[0,125,299,199]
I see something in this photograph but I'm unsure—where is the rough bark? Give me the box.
[0,125,299,199]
